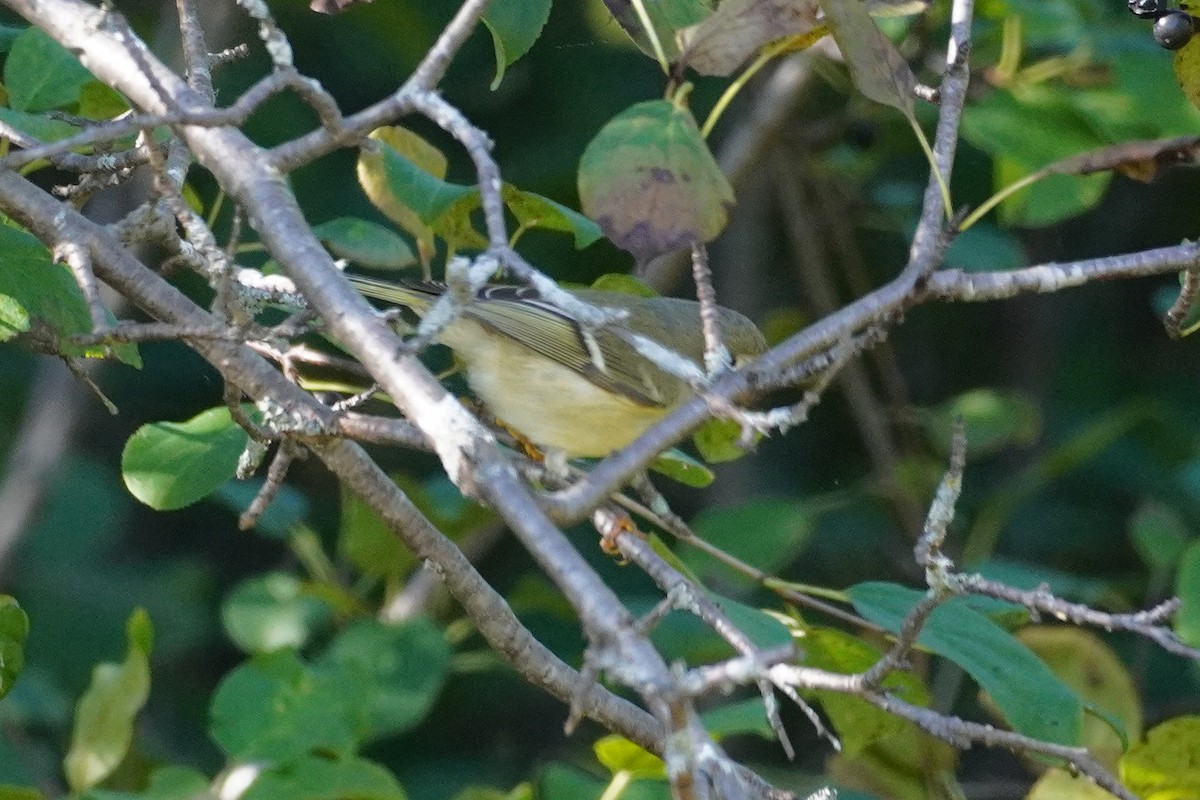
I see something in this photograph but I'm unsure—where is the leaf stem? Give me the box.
[701,27,829,139]
[629,0,669,75]
[957,168,1045,231]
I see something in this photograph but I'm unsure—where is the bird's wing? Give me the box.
[465,291,681,408]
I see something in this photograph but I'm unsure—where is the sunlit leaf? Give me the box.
[593,736,665,779]
[578,100,733,263]
[588,273,659,297]
[800,625,927,756]
[221,573,333,655]
[356,127,450,264]
[1120,717,1200,798]
[1027,769,1124,800]
[0,596,29,700]
[1174,33,1200,113]
[1175,541,1200,647]
[63,610,153,792]
[77,81,129,120]
[122,407,248,510]
[692,417,756,463]
[501,185,602,249]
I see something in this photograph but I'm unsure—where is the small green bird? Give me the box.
[348,275,766,458]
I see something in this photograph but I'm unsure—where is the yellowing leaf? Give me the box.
[1121,717,1200,798]
[578,100,734,264]
[1174,34,1200,112]
[1027,769,1122,800]
[356,127,449,265]
[1015,627,1141,770]
[678,0,819,76]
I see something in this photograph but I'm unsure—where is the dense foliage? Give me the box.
[1,1,1200,799]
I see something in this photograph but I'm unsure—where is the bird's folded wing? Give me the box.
[466,297,679,408]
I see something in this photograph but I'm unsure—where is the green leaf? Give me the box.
[242,756,406,800]
[357,133,475,229]
[597,0,711,62]
[319,617,451,741]
[221,573,333,655]
[1016,627,1139,769]
[0,596,29,700]
[649,448,715,488]
[356,127,447,264]
[76,81,129,120]
[482,0,552,89]
[700,698,775,741]
[801,625,927,756]
[501,185,602,249]
[78,766,210,800]
[914,388,1041,458]
[683,498,814,586]
[691,417,756,463]
[337,482,417,582]
[0,787,46,800]
[121,406,249,510]
[820,0,915,117]
[706,591,793,650]
[996,156,1110,229]
[1120,717,1200,798]
[209,650,368,762]
[1174,541,1200,648]
[63,609,154,792]
[1129,501,1192,574]
[578,99,734,264]
[4,27,93,111]
[961,86,1117,227]
[0,224,140,365]
[214,480,310,540]
[431,192,489,253]
[313,218,415,271]
[848,582,1083,746]
[943,222,1026,272]
[588,273,659,297]
[0,107,79,144]
[593,735,665,779]
[1026,768,1129,800]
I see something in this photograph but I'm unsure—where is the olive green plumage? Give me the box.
[349,275,765,457]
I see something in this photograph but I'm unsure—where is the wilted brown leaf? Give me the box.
[677,0,820,76]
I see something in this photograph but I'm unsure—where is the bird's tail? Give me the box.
[347,275,444,315]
